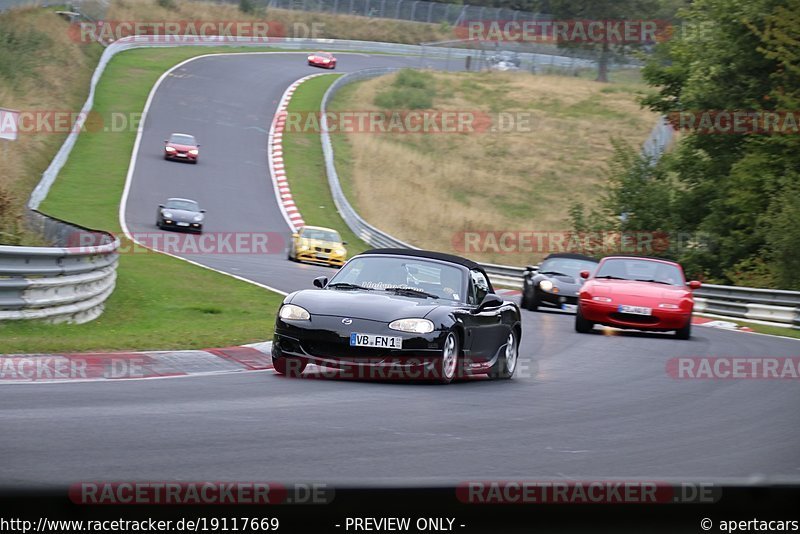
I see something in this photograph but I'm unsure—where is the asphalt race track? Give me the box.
[2,52,799,487]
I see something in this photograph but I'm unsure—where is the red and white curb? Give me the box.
[0,342,275,384]
[268,73,328,233]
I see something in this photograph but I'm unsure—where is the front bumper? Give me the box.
[537,289,578,308]
[579,299,691,330]
[273,316,450,378]
[160,220,203,233]
[294,249,346,267]
[165,151,197,161]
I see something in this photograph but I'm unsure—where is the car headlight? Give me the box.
[193,214,204,222]
[592,296,612,302]
[279,304,310,320]
[334,247,346,256]
[162,211,173,219]
[188,149,198,155]
[658,303,679,309]
[539,280,554,292]
[389,318,434,334]
[165,146,176,152]
[308,56,314,60]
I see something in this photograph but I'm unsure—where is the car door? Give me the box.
[461,270,504,364]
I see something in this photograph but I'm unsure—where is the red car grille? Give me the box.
[609,313,660,325]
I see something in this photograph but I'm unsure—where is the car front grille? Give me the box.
[314,247,332,253]
[609,313,659,325]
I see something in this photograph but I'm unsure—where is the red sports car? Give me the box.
[307,51,336,69]
[575,256,701,339]
[164,133,199,163]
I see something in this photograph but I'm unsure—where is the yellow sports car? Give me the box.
[288,226,347,267]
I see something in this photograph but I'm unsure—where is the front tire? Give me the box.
[489,328,519,379]
[675,319,692,340]
[272,356,307,377]
[575,306,594,333]
[434,331,459,384]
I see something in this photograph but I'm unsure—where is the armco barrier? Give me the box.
[694,285,800,329]
[0,212,119,323]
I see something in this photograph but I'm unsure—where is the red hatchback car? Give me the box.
[575,256,701,339]
[164,133,199,163]
[307,51,336,69]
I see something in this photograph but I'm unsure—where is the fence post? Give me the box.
[395,0,402,19]
[410,0,418,21]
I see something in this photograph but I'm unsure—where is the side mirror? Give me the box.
[525,264,539,272]
[580,270,590,279]
[158,204,164,208]
[688,280,702,289]
[313,276,328,289]
[474,293,503,312]
[342,241,348,245]
[196,144,201,147]
[200,209,206,213]
[164,140,169,143]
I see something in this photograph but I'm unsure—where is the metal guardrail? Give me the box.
[0,212,119,323]
[694,285,800,329]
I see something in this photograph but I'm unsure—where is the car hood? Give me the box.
[540,274,582,293]
[287,289,442,322]
[586,280,692,301]
[300,238,342,249]
[167,143,197,151]
[161,208,200,222]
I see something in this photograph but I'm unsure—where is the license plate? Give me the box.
[176,153,187,158]
[561,303,577,312]
[176,222,189,227]
[350,333,403,349]
[316,253,329,259]
[618,305,652,315]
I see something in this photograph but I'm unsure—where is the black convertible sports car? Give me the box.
[156,197,205,233]
[272,248,522,384]
[520,253,599,312]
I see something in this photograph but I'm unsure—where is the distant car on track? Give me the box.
[307,51,336,69]
[272,248,522,384]
[156,197,205,233]
[164,133,199,163]
[521,253,599,312]
[575,256,701,339]
[287,226,347,268]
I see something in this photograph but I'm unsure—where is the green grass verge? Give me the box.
[281,74,371,255]
[1,47,287,354]
[728,319,800,340]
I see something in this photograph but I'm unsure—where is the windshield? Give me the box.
[169,134,196,145]
[538,257,598,278]
[594,258,685,286]
[329,256,466,302]
[164,199,199,212]
[301,228,341,243]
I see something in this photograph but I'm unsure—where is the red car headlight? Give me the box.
[165,146,176,152]
[658,303,680,309]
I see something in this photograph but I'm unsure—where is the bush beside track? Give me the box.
[0,47,288,353]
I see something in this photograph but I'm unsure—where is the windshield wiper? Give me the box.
[539,271,569,276]
[327,283,373,291]
[594,275,627,280]
[633,279,675,285]
[383,287,440,299]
